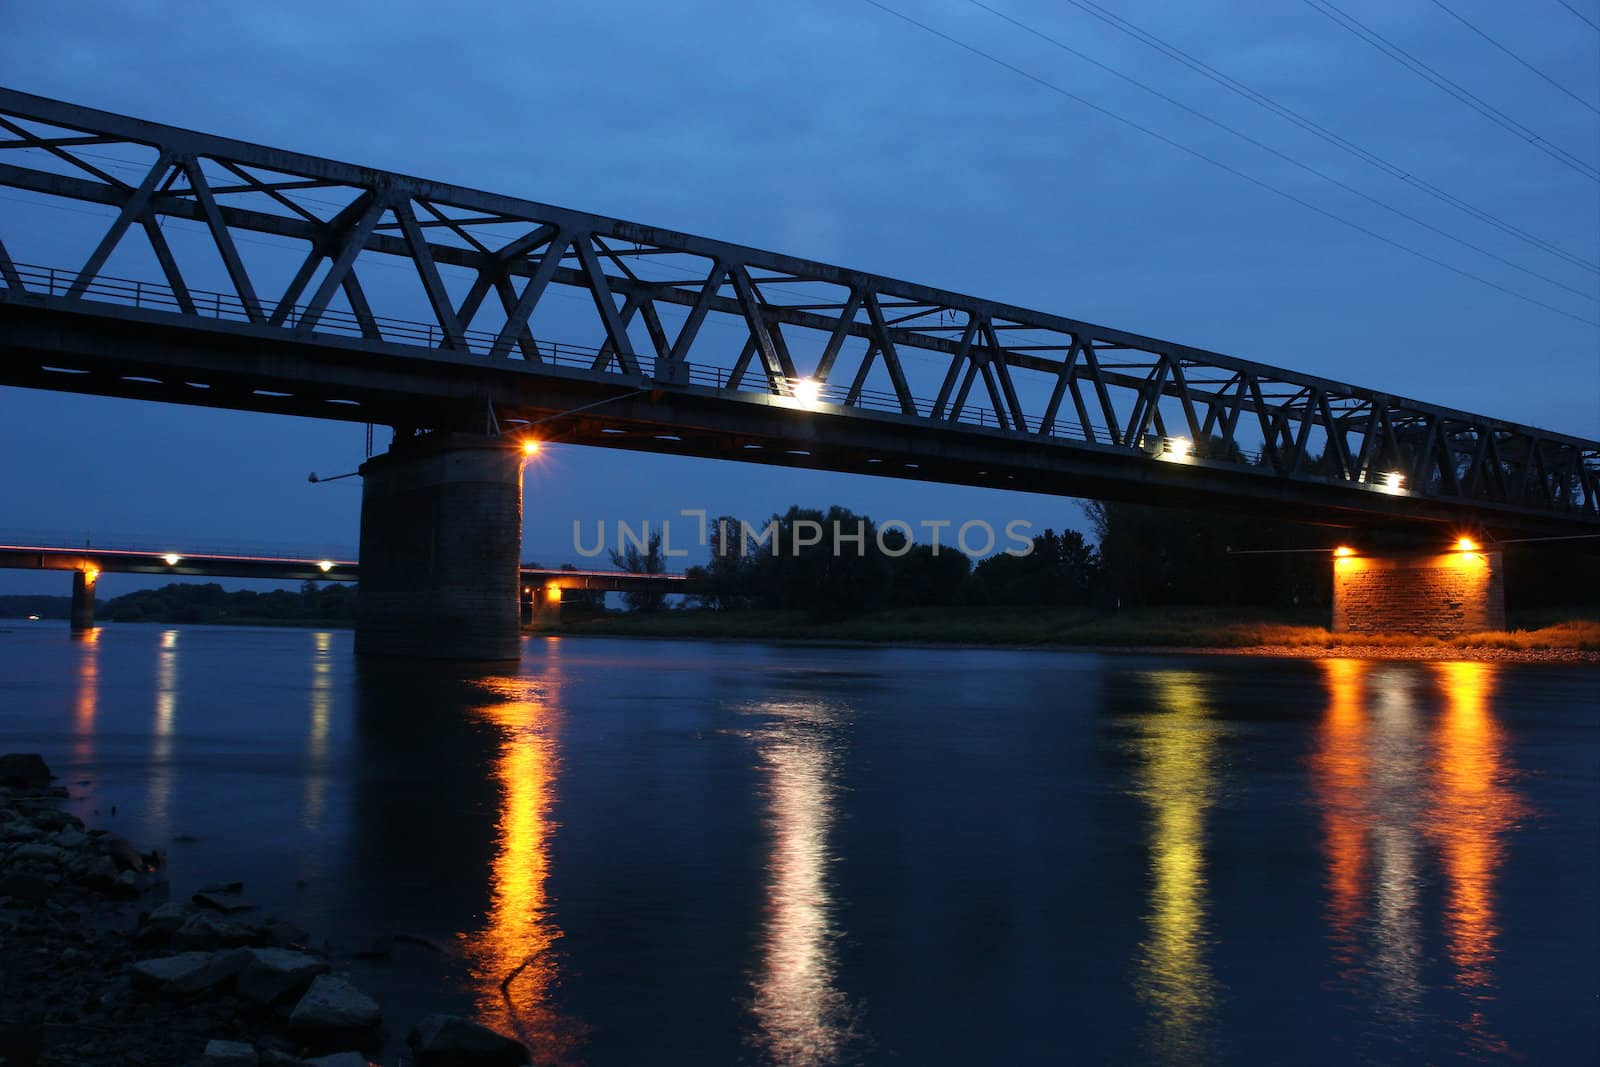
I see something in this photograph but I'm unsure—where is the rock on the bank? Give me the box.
[129,949,249,995]
[408,1014,531,1066]
[142,901,197,936]
[173,910,267,950]
[237,947,331,1006]
[201,1038,259,1066]
[304,1053,371,1067]
[0,752,52,788]
[288,974,381,1035]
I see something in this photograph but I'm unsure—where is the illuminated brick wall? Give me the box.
[1332,550,1505,636]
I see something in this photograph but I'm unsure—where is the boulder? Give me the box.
[53,828,88,850]
[201,1038,259,1066]
[173,911,266,950]
[0,754,51,789]
[141,901,197,936]
[0,820,41,843]
[237,947,331,1006]
[102,834,154,872]
[0,870,58,901]
[266,919,311,949]
[128,949,249,996]
[408,1014,531,1066]
[22,805,76,832]
[10,842,68,866]
[111,869,147,895]
[288,975,381,1035]
[77,854,120,889]
[195,889,258,913]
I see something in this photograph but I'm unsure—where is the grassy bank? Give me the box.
[558,606,1600,654]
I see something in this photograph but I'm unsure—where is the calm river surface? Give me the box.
[2,622,1596,1064]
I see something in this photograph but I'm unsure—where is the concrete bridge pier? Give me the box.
[1332,543,1505,637]
[523,583,562,630]
[355,432,524,661]
[70,567,97,632]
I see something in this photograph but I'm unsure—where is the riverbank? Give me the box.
[555,606,1600,662]
[0,756,530,1067]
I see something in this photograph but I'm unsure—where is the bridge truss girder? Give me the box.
[0,88,1595,534]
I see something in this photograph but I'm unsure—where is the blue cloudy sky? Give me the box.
[1,0,1596,594]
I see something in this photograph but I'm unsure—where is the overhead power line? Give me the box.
[1053,0,1599,275]
[962,0,1597,304]
[856,0,1600,328]
[1557,0,1600,34]
[1426,0,1600,115]
[1302,0,1600,182]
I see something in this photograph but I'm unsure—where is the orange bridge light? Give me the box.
[1333,546,1356,558]
[1455,537,1479,553]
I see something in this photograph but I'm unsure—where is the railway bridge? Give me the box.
[1,90,1595,656]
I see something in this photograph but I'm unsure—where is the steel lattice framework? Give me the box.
[0,88,1596,536]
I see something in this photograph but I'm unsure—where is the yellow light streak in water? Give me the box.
[146,629,179,837]
[464,652,578,1061]
[1428,661,1523,1054]
[1130,671,1220,1062]
[747,701,855,1067]
[1367,667,1425,1019]
[71,627,101,766]
[302,631,334,831]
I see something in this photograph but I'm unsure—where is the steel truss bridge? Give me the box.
[0,88,1596,539]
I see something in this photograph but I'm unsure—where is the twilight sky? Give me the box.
[1,0,1596,595]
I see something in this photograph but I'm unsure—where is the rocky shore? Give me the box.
[0,755,528,1067]
[1102,643,1600,663]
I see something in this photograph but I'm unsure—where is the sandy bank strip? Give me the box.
[1095,644,1600,664]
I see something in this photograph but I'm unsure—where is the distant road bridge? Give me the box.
[0,540,687,631]
[0,88,1594,655]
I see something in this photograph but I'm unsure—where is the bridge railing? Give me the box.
[8,260,1139,445]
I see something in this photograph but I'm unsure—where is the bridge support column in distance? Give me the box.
[1332,544,1505,637]
[355,432,525,660]
[70,567,97,632]
[525,583,562,630]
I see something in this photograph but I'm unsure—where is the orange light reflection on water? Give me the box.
[71,626,101,765]
[464,653,578,1062]
[1428,661,1524,1053]
[1311,658,1524,1049]
[1311,659,1369,975]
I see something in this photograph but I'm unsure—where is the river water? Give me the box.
[1,621,1595,1065]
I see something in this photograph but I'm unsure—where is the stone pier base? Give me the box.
[1333,548,1505,636]
[355,432,524,660]
[70,569,96,632]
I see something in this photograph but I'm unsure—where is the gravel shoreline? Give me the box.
[0,755,531,1067]
[1095,643,1600,663]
